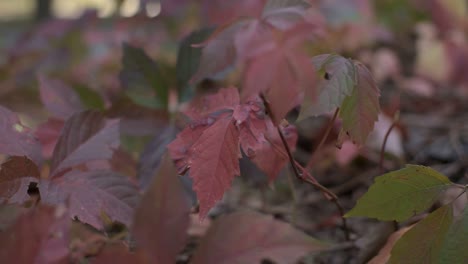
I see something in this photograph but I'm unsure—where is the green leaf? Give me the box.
[72,83,105,110]
[389,205,453,264]
[298,54,355,120]
[337,61,380,146]
[176,28,214,102]
[345,165,453,221]
[439,202,468,263]
[119,43,168,109]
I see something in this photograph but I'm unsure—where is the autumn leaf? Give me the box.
[201,0,266,25]
[50,110,120,177]
[169,88,298,217]
[190,115,240,217]
[35,118,64,159]
[242,23,317,124]
[185,86,240,119]
[345,165,453,221]
[0,205,70,264]
[0,105,42,166]
[38,74,84,119]
[0,156,40,204]
[192,4,318,84]
[191,211,328,264]
[237,100,297,181]
[41,170,139,229]
[337,61,380,146]
[389,205,453,264]
[298,54,356,120]
[133,156,190,264]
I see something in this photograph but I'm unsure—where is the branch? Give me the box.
[260,94,350,241]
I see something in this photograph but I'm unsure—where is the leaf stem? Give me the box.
[379,112,399,173]
[306,108,339,170]
[260,94,350,241]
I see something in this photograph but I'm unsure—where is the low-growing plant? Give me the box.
[0,0,466,263]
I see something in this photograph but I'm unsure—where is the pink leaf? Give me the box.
[0,205,70,264]
[50,111,119,177]
[0,106,42,166]
[191,211,328,264]
[185,87,240,119]
[38,74,84,119]
[201,0,266,25]
[133,156,190,263]
[242,35,316,124]
[41,170,139,229]
[169,88,299,215]
[168,123,208,176]
[35,118,64,159]
[190,115,240,217]
[192,4,319,84]
[238,102,297,181]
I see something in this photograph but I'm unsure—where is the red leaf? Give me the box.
[133,156,190,263]
[249,122,297,181]
[0,105,42,166]
[168,122,208,176]
[190,115,240,217]
[201,0,266,25]
[35,118,64,159]
[242,24,317,124]
[185,87,240,119]
[169,88,298,216]
[38,74,84,119]
[41,170,139,229]
[0,156,40,204]
[236,100,297,181]
[191,211,328,264]
[0,205,70,264]
[50,111,119,177]
[192,5,319,84]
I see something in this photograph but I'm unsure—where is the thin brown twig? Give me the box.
[306,108,340,170]
[379,112,399,174]
[379,123,396,173]
[260,94,350,241]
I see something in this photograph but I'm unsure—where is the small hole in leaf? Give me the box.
[324,72,331,80]
[27,182,40,197]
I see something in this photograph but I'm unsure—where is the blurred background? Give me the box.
[0,0,161,20]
